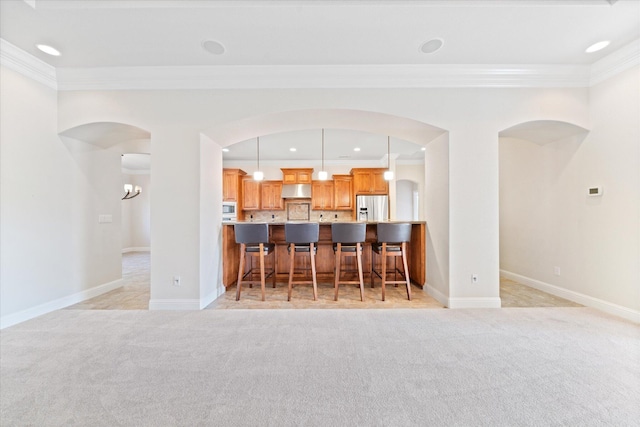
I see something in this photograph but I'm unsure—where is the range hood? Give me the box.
[281,184,312,199]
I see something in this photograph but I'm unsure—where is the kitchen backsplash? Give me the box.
[245,200,353,222]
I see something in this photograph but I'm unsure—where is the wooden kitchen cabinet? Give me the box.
[311,181,334,210]
[332,175,353,211]
[222,169,246,202]
[241,177,261,210]
[281,168,313,184]
[261,181,284,210]
[350,168,388,195]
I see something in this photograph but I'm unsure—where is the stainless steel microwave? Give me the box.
[222,201,237,217]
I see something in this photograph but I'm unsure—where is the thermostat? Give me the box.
[587,186,603,196]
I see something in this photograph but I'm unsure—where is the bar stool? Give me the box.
[234,223,276,301]
[371,223,412,301]
[285,222,320,301]
[332,222,366,302]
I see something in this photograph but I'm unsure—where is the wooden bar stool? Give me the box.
[234,223,276,301]
[371,223,412,301]
[331,222,366,302]
[285,222,320,301]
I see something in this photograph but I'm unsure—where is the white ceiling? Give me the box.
[2,0,638,68]
[2,0,638,164]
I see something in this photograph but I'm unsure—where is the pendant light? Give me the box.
[318,128,328,181]
[384,135,394,181]
[253,136,264,181]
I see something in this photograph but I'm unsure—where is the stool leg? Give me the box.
[288,243,295,301]
[271,250,277,288]
[370,249,375,289]
[334,244,341,301]
[402,242,412,301]
[259,243,266,301]
[381,243,387,302]
[310,243,318,301]
[356,243,365,302]
[236,244,246,301]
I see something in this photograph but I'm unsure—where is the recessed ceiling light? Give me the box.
[353,147,361,152]
[585,41,610,53]
[222,148,229,152]
[36,44,61,56]
[202,40,225,55]
[421,147,426,151]
[289,148,296,152]
[420,38,444,54]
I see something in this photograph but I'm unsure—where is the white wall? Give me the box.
[54,86,595,311]
[500,66,640,318]
[121,173,150,251]
[0,66,122,327]
[396,163,425,219]
[424,133,450,305]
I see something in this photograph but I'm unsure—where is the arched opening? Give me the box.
[58,121,152,310]
[201,108,451,308]
[498,120,589,307]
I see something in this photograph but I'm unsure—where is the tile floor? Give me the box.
[66,252,582,310]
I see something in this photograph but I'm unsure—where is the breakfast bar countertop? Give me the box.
[221,221,426,290]
[222,220,426,225]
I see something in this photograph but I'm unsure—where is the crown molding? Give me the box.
[0,39,57,89]
[590,39,640,86]
[55,64,591,90]
[3,36,636,91]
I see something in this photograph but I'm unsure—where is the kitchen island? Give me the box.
[222,221,425,289]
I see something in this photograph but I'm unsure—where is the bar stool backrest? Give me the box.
[235,223,269,244]
[377,223,411,244]
[331,222,366,244]
[285,222,320,244]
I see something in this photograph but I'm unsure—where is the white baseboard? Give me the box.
[200,283,226,309]
[149,282,227,311]
[0,278,124,329]
[500,269,640,323]
[448,297,502,309]
[425,283,449,307]
[122,247,150,253]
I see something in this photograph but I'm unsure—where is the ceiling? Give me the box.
[225,129,427,162]
[2,0,638,68]
[2,0,638,164]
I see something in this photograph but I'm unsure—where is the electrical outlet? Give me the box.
[554,267,561,276]
[173,276,181,286]
[471,274,478,284]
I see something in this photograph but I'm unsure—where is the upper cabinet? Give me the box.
[350,168,388,195]
[311,181,334,210]
[241,177,261,210]
[261,181,284,210]
[241,177,284,211]
[223,168,246,202]
[332,175,354,211]
[281,168,313,184]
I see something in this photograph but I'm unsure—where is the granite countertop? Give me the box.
[222,220,426,225]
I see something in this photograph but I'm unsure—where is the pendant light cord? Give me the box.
[321,129,325,171]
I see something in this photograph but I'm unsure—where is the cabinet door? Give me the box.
[333,175,353,210]
[311,181,334,210]
[242,178,261,210]
[352,170,372,194]
[261,181,284,210]
[223,169,245,201]
[282,171,297,184]
[370,170,389,194]
[297,170,313,184]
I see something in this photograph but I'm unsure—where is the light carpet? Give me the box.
[1,308,639,426]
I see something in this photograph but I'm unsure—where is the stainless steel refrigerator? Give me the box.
[356,195,389,221]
